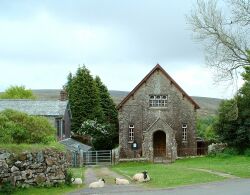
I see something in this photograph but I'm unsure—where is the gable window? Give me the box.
[149,95,168,107]
[182,124,187,141]
[128,124,134,142]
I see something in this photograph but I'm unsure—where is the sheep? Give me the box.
[115,178,130,185]
[89,178,105,188]
[71,178,83,185]
[132,171,150,182]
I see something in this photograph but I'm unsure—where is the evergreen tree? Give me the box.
[66,66,103,133]
[94,76,119,148]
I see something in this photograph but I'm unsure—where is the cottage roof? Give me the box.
[59,138,92,152]
[0,99,68,116]
[117,64,200,109]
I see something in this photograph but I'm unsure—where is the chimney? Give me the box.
[59,90,67,101]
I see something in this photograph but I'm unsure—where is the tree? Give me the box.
[196,116,218,143]
[0,85,36,99]
[94,76,119,148]
[66,66,103,133]
[65,66,119,149]
[214,65,250,152]
[188,0,250,82]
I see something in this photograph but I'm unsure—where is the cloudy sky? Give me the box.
[0,0,240,98]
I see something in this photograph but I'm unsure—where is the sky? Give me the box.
[0,0,242,98]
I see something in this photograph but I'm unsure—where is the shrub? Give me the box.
[244,148,250,156]
[65,170,73,186]
[0,109,56,144]
[0,181,15,195]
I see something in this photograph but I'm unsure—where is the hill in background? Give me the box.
[30,89,222,117]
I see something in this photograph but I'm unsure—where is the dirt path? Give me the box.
[189,168,240,179]
[68,166,144,195]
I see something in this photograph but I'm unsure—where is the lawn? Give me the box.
[12,167,86,195]
[112,155,250,188]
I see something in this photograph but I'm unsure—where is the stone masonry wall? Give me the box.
[0,149,69,187]
[118,69,197,161]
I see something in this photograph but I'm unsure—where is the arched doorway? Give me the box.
[153,131,166,157]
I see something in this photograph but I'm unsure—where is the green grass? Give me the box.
[112,155,250,188]
[0,142,66,154]
[12,185,79,195]
[174,155,250,178]
[112,162,223,188]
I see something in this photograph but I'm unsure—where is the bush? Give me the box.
[0,109,56,144]
[244,148,250,156]
[65,170,73,186]
[0,181,15,195]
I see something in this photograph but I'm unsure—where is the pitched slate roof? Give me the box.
[117,64,200,109]
[59,138,92,152]
[0,99,68,116]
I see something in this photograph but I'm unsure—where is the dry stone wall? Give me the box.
[0,149,69,187]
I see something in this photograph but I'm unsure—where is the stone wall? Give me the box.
[0,149,69,187]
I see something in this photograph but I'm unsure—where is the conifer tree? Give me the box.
[66,66,103,133]
[94,76,119,148]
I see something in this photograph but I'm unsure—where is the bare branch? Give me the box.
[187,0,250,83]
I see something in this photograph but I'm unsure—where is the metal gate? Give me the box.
[83,150,112,165]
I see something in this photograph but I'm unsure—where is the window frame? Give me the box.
[149,95,168,107]
[182,124,187,141]
[128,124,134,143]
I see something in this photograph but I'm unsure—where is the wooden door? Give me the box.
[153,131,166,157]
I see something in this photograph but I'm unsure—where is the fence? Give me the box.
[71,150,112,167]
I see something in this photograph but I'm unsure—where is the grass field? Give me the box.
[112,155,250,188]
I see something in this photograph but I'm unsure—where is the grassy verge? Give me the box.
[112,155,250,188]
[174,155,250,178]
[12,185,78,195]
[0,142,66,154]
[12,167,86,195]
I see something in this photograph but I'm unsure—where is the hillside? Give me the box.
[28,89,222,117]
[0,89,221,117]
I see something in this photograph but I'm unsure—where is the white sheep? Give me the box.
[89,178,105,188]
[115,178,130,185]
[132,171,150,182]
[71,178,83,185]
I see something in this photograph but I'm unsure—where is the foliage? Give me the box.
[0,181,16,195]
[66,66,104,133]
[65,170,73,186]
[196,116,218,142]
[0,85,36,99]
[94,76,119,149]
[78,119,117,150]
[0,109,55,144]
[213,66,250,153]
[244,148,250,156]
[66,66,118,149]
[187,0,250,82]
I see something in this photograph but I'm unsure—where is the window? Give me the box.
[149,95,168,107]
[128,124,134,142]
[182,124,187,141]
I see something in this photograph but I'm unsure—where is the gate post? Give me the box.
[96,151,98,165]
